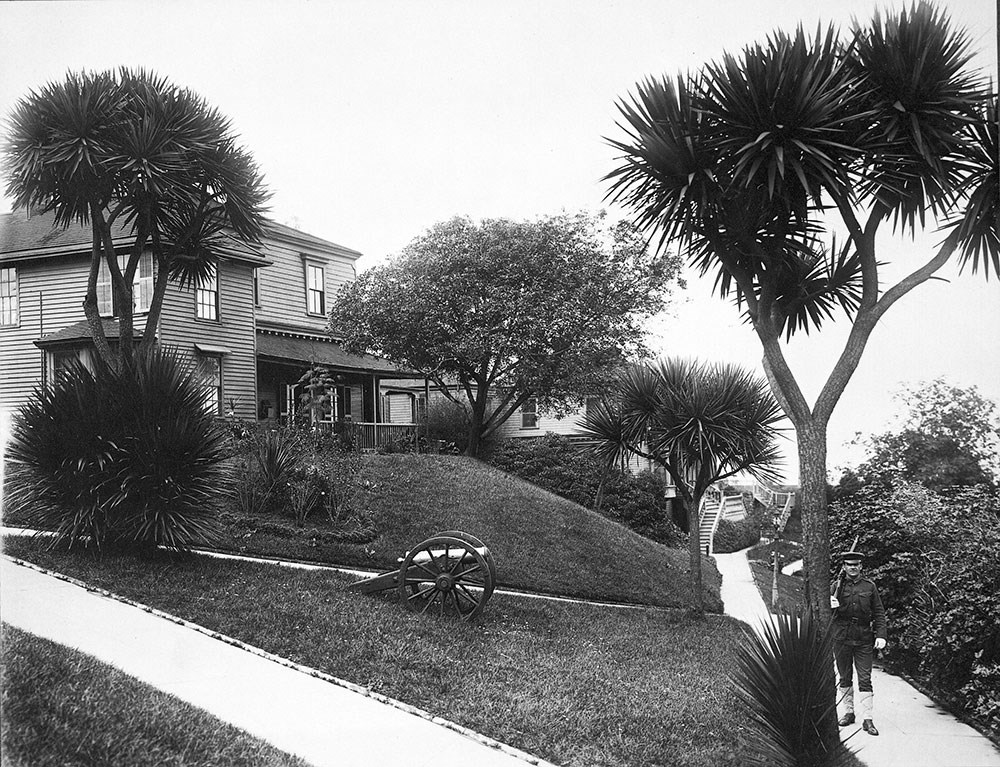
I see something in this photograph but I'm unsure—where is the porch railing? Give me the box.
[351,422,419,451]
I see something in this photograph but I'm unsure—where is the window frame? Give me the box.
[46,347,95,387]
[306,262,326,316]
[97,251,154,317]
[521,397,539,430]
[0,266,18,328]
[195,264,220,322]
[197,353,223,416]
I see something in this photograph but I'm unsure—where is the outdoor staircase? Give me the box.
[698,493,745,555]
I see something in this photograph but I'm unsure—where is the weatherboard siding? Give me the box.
[256,237,356,333]
[158,259,257,420]
[493,406,589,440]
[0,254,152,408]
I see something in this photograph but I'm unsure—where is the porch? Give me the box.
[254,329,426,451]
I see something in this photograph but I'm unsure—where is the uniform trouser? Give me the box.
[835,640,874,718]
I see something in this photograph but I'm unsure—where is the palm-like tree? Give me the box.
[581,358,785,616]
[606,3,997,621]
[4,68,270,366]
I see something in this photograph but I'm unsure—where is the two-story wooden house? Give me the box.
[0,210,420,448]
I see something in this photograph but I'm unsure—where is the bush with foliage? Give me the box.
[713,507,763,554]
[227,424,364,531]
[423,398,473,454]
[830,481,1000,735]
[5,347,226,552]
[488,434,684,546]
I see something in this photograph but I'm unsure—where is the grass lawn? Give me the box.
[216,454,723,611]
[748,560,806,615]
[6,536,753,767]
[0,625,308,767]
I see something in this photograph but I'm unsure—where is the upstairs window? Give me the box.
[0,267,18,327]
[196,265,219,321]
[521,397,538,429]
[306,263,325,315]
[97,252,153,316]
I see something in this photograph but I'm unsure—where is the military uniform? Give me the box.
[832,556,886,735]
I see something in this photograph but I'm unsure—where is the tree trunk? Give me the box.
[140,254,170,353]
[687,493,705,617]
[797,419,832,621]
[796,417,840,750]
[465,395,487,458]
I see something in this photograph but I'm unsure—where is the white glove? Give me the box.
[874,638,886,650]
[830,596,840,609]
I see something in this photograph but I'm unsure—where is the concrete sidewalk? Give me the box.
[714,549,1000,767]
[0,556,553,767]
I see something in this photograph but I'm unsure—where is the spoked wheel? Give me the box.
[397,535,494,620]
[435,530,497,604]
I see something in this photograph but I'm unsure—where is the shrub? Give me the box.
[423,398,471,454]
[488,434,684,546]
[5,347,226,552]
[713,509,763,554]
[228,425,364,531]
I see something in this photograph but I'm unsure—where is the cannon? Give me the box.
[347,531,497,620]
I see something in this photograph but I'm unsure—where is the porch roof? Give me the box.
[256,332,419,377]
[34,318,145,348]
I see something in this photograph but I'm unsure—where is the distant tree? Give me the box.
[330,212,680,457]
[850,379,1000,492]
[605,3,998,628]
[581,358,785,616]
[3,68,269,366]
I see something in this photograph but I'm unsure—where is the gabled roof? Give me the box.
[0,210,132,258]
[265,220,363,260]
[0,209,274,267]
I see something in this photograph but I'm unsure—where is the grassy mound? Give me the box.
[221,454,721,611]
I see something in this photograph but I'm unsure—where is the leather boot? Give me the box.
[862,719,879,736]
[838,712,856,726]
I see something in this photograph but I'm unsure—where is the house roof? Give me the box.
[0,209,270,267]
[256,331,419,376]
[34,318,145,348]
[264,220,363,260]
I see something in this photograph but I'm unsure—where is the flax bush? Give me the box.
[5,347,226,552]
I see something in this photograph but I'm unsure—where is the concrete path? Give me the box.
[0,556,553,767]
[714,549,1000,767]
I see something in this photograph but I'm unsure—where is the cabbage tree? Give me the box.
[606,3,997,620]
[4,68,269,366]
[581,358,784,616]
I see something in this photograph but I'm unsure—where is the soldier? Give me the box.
[830,551,887,736]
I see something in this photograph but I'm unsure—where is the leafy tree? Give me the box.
[3,68,269,366]
[605,3,998,625]
[851,379,1000,492]
[330,212,679,457]
[581,358,784,615]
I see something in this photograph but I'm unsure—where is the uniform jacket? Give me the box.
[832,576,887,645]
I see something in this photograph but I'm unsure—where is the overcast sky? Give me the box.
[2,0,997,482]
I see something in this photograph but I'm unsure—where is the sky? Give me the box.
[1,0,997,482]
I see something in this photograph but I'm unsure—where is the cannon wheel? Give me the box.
[398,535,493,620]
[435,530,497,603]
